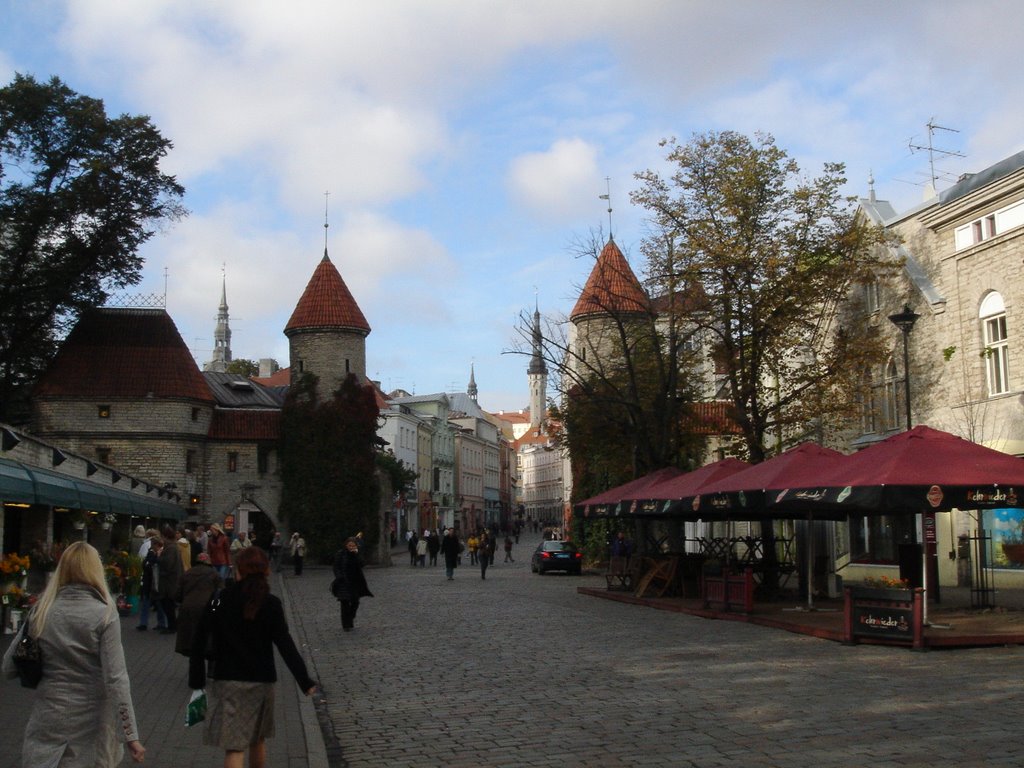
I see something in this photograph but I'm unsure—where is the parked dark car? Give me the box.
[531,540,582,575]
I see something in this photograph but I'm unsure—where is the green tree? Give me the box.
[225,359,259,377]
[278,372,382,560]
[0,74,185,421]
[632,131,897,592]
[632,131,896,463]
[515,233,707,502]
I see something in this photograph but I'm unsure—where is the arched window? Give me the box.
[860,367,878,434]
[980,292,1010,396]
[884,358,902,431]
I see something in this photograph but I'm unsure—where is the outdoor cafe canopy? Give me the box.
[770,425,1024,515]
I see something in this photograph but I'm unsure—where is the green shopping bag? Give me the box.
[185,689,207,727]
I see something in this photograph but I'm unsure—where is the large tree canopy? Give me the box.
[632,131,897,463]
[0,73,185,420]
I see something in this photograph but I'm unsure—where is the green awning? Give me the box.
[25,465,82,508]
[0,459,183,520]
[0,459,35,504]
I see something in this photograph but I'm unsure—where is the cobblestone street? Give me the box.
[287,533,1024,767]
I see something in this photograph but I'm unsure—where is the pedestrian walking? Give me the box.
[189,547,317,768]
[207,523,232,579]
[2,541,146,766]
[331,537,373,631]
[290,532,306,576]
[440,528,462,580]
[416,535,428,567]
[158,524,184,633]
[174,552,222,657]
[467,533,478,565]
[504,534,514,563]
[230,530,252,567]
[137,531,167,631]
[407,531,419,567]
[269,531,283,573]
[478,531,491,580]
[427,530,440,566]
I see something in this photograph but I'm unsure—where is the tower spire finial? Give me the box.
[598,177,613,240]
[323,190,331,257]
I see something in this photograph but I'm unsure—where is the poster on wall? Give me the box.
[985,508,1024,568]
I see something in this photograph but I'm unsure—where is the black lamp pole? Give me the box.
[888,303,920,431]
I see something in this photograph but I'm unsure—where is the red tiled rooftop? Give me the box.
[208,409,280,440]
[570,238,650,321]
[33,308,214,402]
[252,368,292,387]
[285,251,371,336]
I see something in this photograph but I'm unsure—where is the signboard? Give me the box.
[223,513,235,532]
[851,603,914,641]
[923,511,937,544]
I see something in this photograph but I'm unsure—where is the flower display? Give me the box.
[863,575,910,590]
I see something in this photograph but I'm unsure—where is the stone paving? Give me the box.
[290,532,1024,768]
[0,572,324,768]
[4,534,1024,766]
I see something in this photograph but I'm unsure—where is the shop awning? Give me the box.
[0,459,183,520]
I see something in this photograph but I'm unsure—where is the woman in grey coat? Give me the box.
[1,541,146,766]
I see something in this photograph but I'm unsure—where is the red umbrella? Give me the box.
[773,425,1024,513]
[695,442,846,518]
[630,457,750,516]
[577,466,685,518]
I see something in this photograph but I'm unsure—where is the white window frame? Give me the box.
[884,359,901,431]
[981,292,1010,396]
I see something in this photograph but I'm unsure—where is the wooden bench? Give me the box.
[605,556,640,591]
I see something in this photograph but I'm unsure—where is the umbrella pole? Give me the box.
[807,513,814,611]
[920,512,929,625]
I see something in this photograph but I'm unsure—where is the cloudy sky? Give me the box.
[3,1,1022,411]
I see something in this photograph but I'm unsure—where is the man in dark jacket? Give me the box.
[174,552,222,656]
[440,528,461,581]
[158,525,184,633]
[332,537,373,631]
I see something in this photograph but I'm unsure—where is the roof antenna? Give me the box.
[908,119,965,191]
[599,177,613,240]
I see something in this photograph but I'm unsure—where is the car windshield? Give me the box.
[542,541,574,552]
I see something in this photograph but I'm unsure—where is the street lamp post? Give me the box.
[888,303,920,431]
[888,302,932,615]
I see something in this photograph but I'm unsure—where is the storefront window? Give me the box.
[849,514,916,563]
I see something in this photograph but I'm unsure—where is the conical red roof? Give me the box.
[285,251,370,336]
[570,238,650,321]
[33,308,214,402]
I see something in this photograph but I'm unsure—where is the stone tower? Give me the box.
[204,275,232,372]
[527,300,547,429]
[284,249,371,397]
[568,237,651,380]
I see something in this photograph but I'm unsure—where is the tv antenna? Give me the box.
[908,119,966,191]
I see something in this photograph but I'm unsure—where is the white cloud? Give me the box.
[507,138,602,222]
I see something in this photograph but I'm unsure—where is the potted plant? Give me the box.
[99,513,117,531]
[853,575,913,602]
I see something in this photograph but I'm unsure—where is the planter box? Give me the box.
[844,586,924,648]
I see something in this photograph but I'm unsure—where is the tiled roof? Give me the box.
[570,238,650,321]
[204,373,285,408]
[33,308,214,402]
[685,401,744,435]
[207,409,280,440]
[284,251,371,336]
[251,368,292,387]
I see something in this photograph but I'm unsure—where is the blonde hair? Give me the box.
[29,541,115,638]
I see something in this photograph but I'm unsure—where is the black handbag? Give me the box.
[12,618,42,689]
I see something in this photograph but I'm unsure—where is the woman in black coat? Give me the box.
[332,537,373,631]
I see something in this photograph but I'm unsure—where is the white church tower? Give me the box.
[204,274,232,372]
[527,300,548,429]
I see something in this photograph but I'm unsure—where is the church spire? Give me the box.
[468,363,478,402]
[527,296,547,429]
[204,268,232,372]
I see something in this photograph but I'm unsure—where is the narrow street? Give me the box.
[286,532,1024,767]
